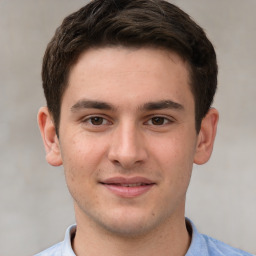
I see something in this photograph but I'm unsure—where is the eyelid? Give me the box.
[144,115,175,125]
[81,115,113,125]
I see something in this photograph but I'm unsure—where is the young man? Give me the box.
[36,0,253,255]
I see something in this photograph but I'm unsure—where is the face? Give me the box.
[39,47,217,237]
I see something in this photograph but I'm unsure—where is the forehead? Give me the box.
[64,47,194,110]
[70,46,189,79]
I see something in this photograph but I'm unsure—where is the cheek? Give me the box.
[61,135,104,206]
[153,133,196,159]
[60,133,107,180]
[150,133,196,178]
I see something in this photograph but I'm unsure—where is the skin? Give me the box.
[38,47,218,256]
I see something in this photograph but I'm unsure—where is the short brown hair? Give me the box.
[42,0,217,134]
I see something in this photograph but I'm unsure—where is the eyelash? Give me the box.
[82,116,112,126]
[144,116,173,126]
[82,115,173,127]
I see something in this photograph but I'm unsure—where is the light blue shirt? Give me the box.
[35,219,254,256]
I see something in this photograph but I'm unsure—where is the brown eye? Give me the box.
[151,117,165,125]
[90,117,104,125]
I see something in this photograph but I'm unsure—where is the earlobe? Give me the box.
[38,107,63,166]
[194,108,219,165]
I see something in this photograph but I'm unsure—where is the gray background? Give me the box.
[0,0,255,255]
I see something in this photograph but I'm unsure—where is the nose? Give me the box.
[107,122,148,169]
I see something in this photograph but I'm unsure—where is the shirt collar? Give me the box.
[62,224,76,256]
[185,218,209,256]
[61,219,205,256]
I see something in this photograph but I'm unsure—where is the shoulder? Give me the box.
[201,234,254,256]
[34,224,77,256]
[34,241,63,256]
[186,219,254,256]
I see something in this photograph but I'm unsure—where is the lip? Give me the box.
[100,176,155,198]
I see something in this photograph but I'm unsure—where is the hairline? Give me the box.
[54,45,197,134]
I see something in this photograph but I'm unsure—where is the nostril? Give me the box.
[107,137,148,169]
[112,159,121,165]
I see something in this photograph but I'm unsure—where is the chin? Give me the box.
[103,221,153,238]
[96,210,162,238]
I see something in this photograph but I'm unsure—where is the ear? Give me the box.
[194,108,219,165]
[37,107,63,166]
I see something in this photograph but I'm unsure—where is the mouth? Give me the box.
[99,177,155,198]
[108,183,150,187]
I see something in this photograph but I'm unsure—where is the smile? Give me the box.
[108,183,149,187]
[100,177,155,198]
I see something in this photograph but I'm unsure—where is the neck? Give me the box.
[72,208,191,256]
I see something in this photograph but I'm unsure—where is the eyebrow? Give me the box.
[71,99,115,112]
[70,99,184,112]
[140,100,184,111]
